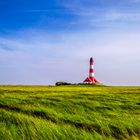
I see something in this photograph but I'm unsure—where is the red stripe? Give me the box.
[89,69,94,73]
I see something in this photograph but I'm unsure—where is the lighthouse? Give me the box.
[83,57,99,84]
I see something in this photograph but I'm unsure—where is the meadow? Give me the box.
[0,85,140,140]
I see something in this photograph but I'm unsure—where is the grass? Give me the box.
[0,86,140,140]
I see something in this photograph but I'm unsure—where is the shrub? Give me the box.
[55,82,71,86]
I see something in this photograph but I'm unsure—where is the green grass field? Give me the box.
[0,86,140,140]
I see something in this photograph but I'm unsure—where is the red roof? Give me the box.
[84,77,94,83]
[83,77,99,83]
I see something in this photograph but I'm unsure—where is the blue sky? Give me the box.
[0,0,140,85]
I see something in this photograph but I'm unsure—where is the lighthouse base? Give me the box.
[83,77,99,84]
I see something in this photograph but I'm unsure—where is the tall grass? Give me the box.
[0,86,140,140]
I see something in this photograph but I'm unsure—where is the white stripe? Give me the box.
[89,73,94,77]
[90,65,94,69]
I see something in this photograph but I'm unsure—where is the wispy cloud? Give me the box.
[0,38,19,51]
[59,0,140,29]
[1,8,73,14]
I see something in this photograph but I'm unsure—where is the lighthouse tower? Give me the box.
[83,57,99,84]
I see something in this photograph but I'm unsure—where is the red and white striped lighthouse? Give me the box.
[83,57,99,83]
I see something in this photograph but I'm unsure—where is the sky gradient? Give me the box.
[0,0,140,85]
